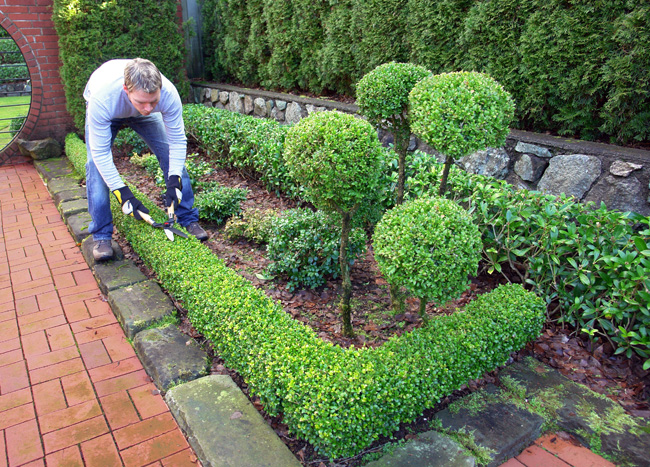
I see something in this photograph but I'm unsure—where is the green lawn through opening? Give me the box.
[0,94,30,149]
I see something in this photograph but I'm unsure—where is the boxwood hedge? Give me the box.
[65,133,545,457]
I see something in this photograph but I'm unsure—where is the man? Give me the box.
[84,58,208,261]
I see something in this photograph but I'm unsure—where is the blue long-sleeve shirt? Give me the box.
[83,59,186,191]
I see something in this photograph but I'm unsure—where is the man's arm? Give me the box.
[86,100,125,191]
[160,84,187,179]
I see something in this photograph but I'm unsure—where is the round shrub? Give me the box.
[356,61,431,125]
[267,208,367,291]
[373,196,481,307]
[409,71,515,160]
[283,110,383,213]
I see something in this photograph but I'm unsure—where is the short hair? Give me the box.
[124,58,162,93]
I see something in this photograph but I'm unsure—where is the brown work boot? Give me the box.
[186,222,208,241]
[93,239,114,261]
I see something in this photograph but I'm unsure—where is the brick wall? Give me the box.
[0,1,75,165]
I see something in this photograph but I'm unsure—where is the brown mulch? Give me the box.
[111,144,649,464]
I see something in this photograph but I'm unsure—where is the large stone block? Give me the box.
[17,137,62,160]
[458,147,510,179]
[537,154,601,200]
[107,280,176,339]
[365,430,475,467]
[66,211,93,243]
[435,385,544,467]
[58,198,88,220]
[166,376,302,467]
[93,260,147,294]
[133,325,207,391]
[53,187,86,207]
[34,157,74,181]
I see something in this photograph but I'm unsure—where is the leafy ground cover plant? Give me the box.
[373,196,482,319]
[195,184,249,224]
[283,111,384,336]
[409,71,515,195]
[224,207,279,244]
[266,208,367,291]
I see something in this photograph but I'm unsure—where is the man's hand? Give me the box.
[112,186,149,220]
[165,175,183,209]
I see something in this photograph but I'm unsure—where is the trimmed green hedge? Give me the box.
[52,0,189,131]
[200,0,649,143]
[183,104,296,197]
[65,133,544,457]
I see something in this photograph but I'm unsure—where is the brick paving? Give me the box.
[0,164,199,467]
[499,433,617,467]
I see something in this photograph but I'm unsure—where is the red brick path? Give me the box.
[0,164,199,467]
[500,433,617,467]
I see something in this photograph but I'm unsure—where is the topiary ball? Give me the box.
[409,71,515,160]
[373,196,482,306]
[283,110,383,213]
[356,62,431,126]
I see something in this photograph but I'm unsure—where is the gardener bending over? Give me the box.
[84,58,208,261]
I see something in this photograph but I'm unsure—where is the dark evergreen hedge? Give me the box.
[201,0,649,143]
[52,0,189,131]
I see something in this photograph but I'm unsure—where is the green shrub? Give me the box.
[8,116,25,137]
[52,0,188,131]
[199,0,650,144]
[113,128,148,155]
[195,184,249,224]
[183,105,296,197]
[356,62,431,205]
[65,133,547,457]
[224,207,279,244]
[283,110,383,335]
[64,133,88,179]
[409,71,515,194]
[184,153,215,192]
[400,159,650,369]
[373,197,481,317]
[266,208,367,291]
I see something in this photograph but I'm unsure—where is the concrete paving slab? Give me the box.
[435,385,544,467]
[33,157,75,181]
[365,430,475,467]
[133,325,208,392]
[93,260,147,294]
[80,236,124,267]
[108,280,177,339]
[66,211,93,242]
[165,375,302,467]
[58,198,88,220]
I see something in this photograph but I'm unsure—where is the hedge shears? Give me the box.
[122,200,188,241]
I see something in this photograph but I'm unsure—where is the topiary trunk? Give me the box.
[418,296,429,322]
[438,154,454,196]
[339,211,354,337]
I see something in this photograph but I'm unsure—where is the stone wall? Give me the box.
[193,83,650,216]
[0,2,76,165]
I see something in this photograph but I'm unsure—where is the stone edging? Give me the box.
[191,82,650,216]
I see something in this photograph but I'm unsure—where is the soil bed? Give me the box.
[112,144,649,465]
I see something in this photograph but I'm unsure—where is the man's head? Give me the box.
[123,58,162,116]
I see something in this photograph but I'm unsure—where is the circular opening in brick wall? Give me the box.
[0,15,40,163]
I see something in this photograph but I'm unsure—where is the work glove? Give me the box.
[112,186,149,220]
[165,175,183,210]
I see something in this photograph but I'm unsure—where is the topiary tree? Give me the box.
[409,71,515,195]
[284,111,383,337]
[356,62,431,205]
[373,196,482,320]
